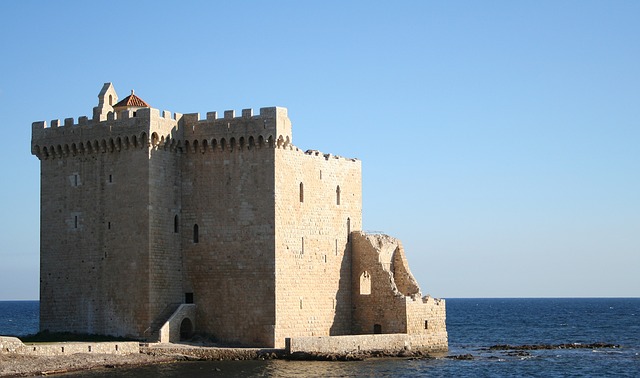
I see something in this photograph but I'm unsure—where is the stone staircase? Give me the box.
[144,303,182,342]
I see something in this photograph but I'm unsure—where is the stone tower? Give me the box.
[31,83,447,349]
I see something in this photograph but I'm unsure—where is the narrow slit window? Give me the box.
[109,174,113,183]
[299,182,304,203]
[108,222,111,230]
[174,215,179,233]
[424,320,429,330]
[336,185,341,205]
[193,224,199,243]
[74,216,78,229]
[74,174,78,187]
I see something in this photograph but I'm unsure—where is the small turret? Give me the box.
[93,83,119,121]
[113,89,150,114]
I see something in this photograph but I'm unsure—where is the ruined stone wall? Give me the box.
[33,114,158,337]
[180,108,285,347]
[273,148,362,348]
[391,243,421,296]
[351,232,408,334]
[351,231,447,348]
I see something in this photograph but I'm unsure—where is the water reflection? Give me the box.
[63,359,434,378]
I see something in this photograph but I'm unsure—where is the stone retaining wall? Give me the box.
[286,333,448,354]
[0,337,24,353]
[0,337,139,356]
[142,344,284,360]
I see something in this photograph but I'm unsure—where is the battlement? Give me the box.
[31,107,181,133]
[181,106,285,124]
[31,84,296,161]
[31,107,293,161]
[31,106,284,132]
[180,107,291,144]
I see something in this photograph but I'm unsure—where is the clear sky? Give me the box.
[0,1,638,300]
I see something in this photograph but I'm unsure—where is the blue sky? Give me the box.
[0,1,638,299]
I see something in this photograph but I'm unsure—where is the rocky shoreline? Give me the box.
[0,347,443,377]
[0,341,622,376]
[0,340,450,377]
[0,352,181,377]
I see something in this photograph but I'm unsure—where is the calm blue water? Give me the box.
[0,301,38,336]
[1,298,639,377]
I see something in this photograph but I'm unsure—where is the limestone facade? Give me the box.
[31,83,447,350]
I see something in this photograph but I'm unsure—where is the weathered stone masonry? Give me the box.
[31,83,447,351]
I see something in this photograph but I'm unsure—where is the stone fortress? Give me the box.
[30,83,447,351]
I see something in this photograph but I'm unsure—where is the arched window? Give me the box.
[299,182,304,203]
[336,185,341,205]
[193,224,199,243]
[360,271,371,295]
[174,215,179,233]
[108,94,113,106]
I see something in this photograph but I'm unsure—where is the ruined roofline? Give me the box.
[352,230,441,303]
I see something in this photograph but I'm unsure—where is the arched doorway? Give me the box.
[180,318,194,341]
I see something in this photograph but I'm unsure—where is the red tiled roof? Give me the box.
[113,90,150,108]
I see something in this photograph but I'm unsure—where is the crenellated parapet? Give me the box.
[31,108,181,160]
[31,83,344,161]
[174,106,291,154]
[31,105,295,160]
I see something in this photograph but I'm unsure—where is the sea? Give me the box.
[1,298,639,377]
